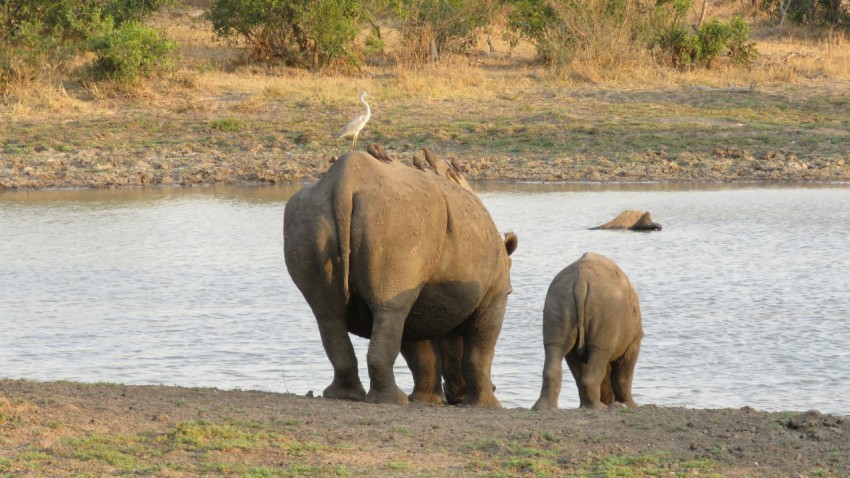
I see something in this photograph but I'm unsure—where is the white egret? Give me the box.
[336,91,371,150]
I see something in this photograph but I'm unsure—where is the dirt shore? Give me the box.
[1,144,848,191]
[1,379,848,477]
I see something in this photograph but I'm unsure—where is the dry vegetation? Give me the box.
[1,2,849,189]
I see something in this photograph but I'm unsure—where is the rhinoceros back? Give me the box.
[284,151,511,341]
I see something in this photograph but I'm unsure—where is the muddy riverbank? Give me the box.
[1,145,848,190]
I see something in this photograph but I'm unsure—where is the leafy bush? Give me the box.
[654,24,700,66]
[653,16,758,68]
[207,0,360,68]
[696,19,732,66]
[394,0,496,62]
[505,0,564,64]
[649,0,757,68]
[726,17,759,65]
[1,0,101,85]
[89,21,177,82]
[507,0,758,72]
[0,0,173,88]
[506,0,647,71]
[363,29,386,56]
[0,0,171,47]
[103,0,175,26]
[763,0,849,27]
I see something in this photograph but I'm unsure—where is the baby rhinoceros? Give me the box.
[532,252,643,411]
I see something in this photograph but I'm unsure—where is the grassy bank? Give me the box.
[1,6,849,189]
[2,379,849,477]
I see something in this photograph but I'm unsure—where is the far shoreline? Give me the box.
[4,177,850,195]
[2,147,849,191]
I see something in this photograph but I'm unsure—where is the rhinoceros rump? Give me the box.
[532,252,643,411]
[284,151,516,406]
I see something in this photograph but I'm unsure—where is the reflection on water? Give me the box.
[2,183,849,414]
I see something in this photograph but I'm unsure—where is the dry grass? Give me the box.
[2,3,849,189]
[4,2,848,116]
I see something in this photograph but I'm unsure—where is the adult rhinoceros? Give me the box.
[284,150,517,406]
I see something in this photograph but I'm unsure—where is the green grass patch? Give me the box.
[468,438,563,477]
[163,419,280,451]
[17,449,51,469]
[24,419,331,476]
[208,118,245,132]
[502,456,560,476]
[575,453,717,478]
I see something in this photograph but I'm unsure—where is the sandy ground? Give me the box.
[1,143,848,191]
[1,379,848,477]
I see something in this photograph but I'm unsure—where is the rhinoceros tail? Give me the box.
[574,278,589,361]
[332,185,354,305]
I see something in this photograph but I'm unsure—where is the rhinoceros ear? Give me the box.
[504,232,518,256]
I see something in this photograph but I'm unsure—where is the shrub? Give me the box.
[506,0,647,71]
[88,21,177,82]
[763,0,849,27]
[505,0,564,63]
[103,0,175,26]
[651,0,758,69]
[1,0,99,86]
[726,17,759,65]
[508,0,759,73]
[696,19,733,67]
[0,0,173,89]
[207,0,360,68]
[654,23,700,66]
[394,0,496,62]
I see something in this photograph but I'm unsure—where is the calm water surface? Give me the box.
[1,183,849,413]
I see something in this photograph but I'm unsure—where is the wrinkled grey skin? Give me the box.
[400,147,494,405]
[532,252,643,411]
[284,151,517,407]
[591,210,662,231]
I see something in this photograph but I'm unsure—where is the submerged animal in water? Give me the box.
[591,210,662,231]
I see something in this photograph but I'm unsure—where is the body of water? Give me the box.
[1,183,848,413]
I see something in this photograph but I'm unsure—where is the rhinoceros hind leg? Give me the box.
[460,296,505,408]
[440,335,466,405]
[365,309,411,405]
[611,337,641,407]
[315,303,366,402]
[366,386,410,405]
[408,390,445,405]
[402,340,446,405]
[578,351,612,410]
[323,381,367,402]
[600,363,615,406]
